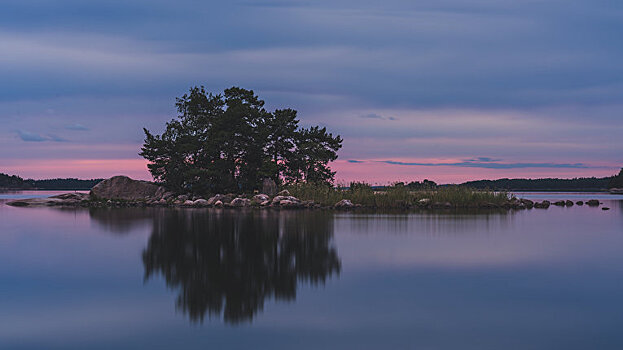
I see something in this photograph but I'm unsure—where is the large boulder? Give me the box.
[90,176,165,201]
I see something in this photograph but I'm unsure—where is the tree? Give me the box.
[140,86,342,194]
[609,168,623,189]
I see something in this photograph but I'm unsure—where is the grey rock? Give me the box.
[230,198,251,207]
[214,200,223,207]
[183,200,194,206]
[90,176,164,201]
[278,189,290,196]
[335,199,354,208]
[272,195,300,205]
[253,194,270,202]
[193,199,209,206]
[207,194,229,205]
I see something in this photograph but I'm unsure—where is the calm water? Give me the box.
[1,191,623,349]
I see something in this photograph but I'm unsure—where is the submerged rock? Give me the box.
[90,175,164,201]
[602,207,610,211]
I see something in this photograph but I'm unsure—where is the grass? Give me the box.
[286,182,511,208]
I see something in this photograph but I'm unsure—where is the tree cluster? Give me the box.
[609,168,623,189]
[140,87,342,194]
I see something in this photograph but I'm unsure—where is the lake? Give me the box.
[1,191,622,349]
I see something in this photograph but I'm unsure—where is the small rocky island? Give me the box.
[6,175,606,211]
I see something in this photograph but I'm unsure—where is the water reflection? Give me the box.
[141,209,341,324]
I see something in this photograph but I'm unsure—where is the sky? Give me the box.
[1,0,621,184]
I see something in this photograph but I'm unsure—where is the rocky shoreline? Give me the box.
[5,176,610,211]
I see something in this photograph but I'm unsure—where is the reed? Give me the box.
[286,182,510,208]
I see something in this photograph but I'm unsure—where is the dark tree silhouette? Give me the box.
[140,86,342,194]
[142,209,341,324]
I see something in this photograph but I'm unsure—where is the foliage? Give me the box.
[0,172,102,190]
[609,168,623,188]
[459,176,614,191]
[140,86,342,194]
[287,182,510,208]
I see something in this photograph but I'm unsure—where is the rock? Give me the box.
[193,199,209,206]
[602,207,610,210]
[534,201,550,209]
[214,200,223,207]
[230,198,251,207]
[260,200,270,206]
[334,199,354,208]
[7,197,67,207]
[418,198,431,205]
[279,199,300,207]
[586,199,600,206]
[262,178,277,196]
[90,175,164,201]
[158,198,167,205]
[183,200,194,206]
[565,200,574,207]
[50,193,89,201]
[207,194,231,205]
[253,194,270,202]
[177,194,189,202]
[520,199,534,208]
[576,201,584,205]
[278,189,290,196]
[553,200,566,206]
[271,195,300,205]
[161,192,175,200]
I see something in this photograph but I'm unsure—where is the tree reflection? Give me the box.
[142,209,340,324]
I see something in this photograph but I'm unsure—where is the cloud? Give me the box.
[378,160,599,169]
[464,157,502,163]
[347,159,364,163]
[359,113,397,121]
[65,123,89,131]
[15,130,67,142]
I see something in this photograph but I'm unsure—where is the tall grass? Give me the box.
[286,182,510,208]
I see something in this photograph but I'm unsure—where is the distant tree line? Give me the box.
[458,175,617,191]
[0,173,102,190]
[140,86,342,195]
